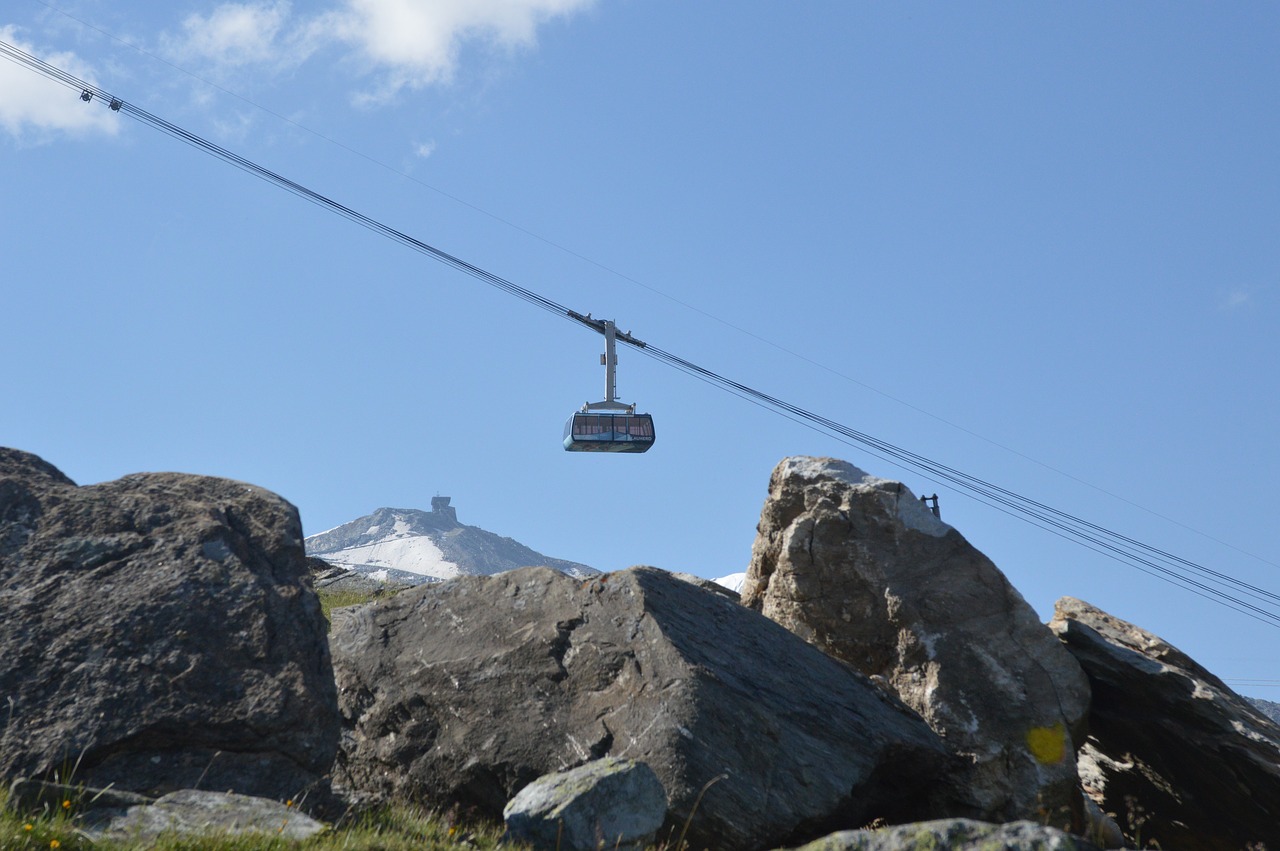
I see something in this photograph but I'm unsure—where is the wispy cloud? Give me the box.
[0,26,121,141]
[160,0,596,101]
[1221,286,1254,311]
[160,0,318,77]
[323,0,595,100]
[3,1,594,138]
[414,139,437,159]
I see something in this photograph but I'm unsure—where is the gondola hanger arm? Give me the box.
[566,309,646,348]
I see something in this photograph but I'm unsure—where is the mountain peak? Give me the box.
[305,501,596,585]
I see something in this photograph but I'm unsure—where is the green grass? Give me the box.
[0,785,516,851]
[315,587,379,623]
[315,583,414,625]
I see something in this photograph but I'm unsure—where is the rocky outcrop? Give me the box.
[331,565,949,851]
[0,448,338,802]
[743,457,1091,827]
[1050,597,1280,851]
[502,757,667,851]
[794,818,1105,850]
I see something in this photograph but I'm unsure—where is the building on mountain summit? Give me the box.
[431,495,457,524]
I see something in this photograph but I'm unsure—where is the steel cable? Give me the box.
[4,37,1279,628]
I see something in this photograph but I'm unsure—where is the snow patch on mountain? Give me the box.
[306,499,597,585]
[714,572,747,594]
[316,534,458,579]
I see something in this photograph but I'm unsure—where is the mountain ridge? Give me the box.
[1249,696,1280,725]
[305,500,598,584]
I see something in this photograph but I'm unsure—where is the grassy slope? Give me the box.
[0,783,513,851]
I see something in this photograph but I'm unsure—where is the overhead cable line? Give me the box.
[4,38,1279,630]
[637,344,1280,627]
[26,0,1280,578]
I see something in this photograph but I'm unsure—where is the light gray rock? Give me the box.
[81,789,327,843]
[791,818,1104,850]
[503,757,667,851]
[743,457,1091,827]
[1050,597,1280,851]
[5,780,327,842]
[1078,791,1125,849]
[0,447,338,802]
[332,565,949,851]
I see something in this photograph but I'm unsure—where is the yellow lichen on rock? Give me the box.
[1026,723,1067,765]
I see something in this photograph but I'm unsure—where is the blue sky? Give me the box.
[2,2,1277,695]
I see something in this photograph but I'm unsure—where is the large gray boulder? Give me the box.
[331,565,949,851]
[0,448,338,802]
[742,457,1091,827]
[1050,597,1280,851]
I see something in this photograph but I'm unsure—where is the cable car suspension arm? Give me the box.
[567,310,645,412]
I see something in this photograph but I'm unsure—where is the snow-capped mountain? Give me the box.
[1249,696,1280,725]
[305,497,598,585]
[714,572,747,594]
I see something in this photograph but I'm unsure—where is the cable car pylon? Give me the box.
[563,311,656,453]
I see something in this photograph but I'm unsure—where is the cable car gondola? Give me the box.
[563,407,655,452]
[563,314,655,454]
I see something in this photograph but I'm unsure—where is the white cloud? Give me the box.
[414,139,437,158]
[163,1,313,72]
[0,26,121,140]
[312,0,595,100]
[2,0,593,143]
[157,0,594,102]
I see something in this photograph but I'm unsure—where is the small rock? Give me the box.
[82,789,327,843]
[791,818,1105,850]
[503,757,667,851]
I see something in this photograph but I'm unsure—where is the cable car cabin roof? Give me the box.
[563,411,655,453]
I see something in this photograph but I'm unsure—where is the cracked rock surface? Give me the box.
[330,565,948,851]
[1051,597,1280,851]
[0,447,338,802]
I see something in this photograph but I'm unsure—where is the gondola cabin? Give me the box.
[563,314,656,454]
[563,410,655,453]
